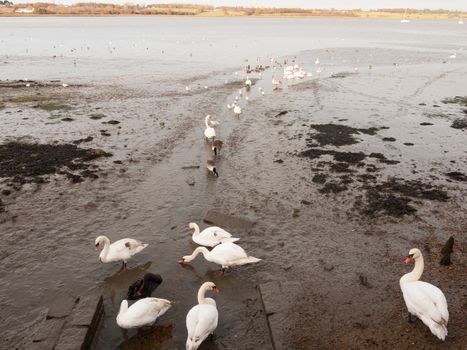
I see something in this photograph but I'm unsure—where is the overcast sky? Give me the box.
[11,1,467,11]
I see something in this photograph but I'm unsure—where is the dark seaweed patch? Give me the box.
[306,124,381,147]
[446,171,467,182]
[0,142,112,187]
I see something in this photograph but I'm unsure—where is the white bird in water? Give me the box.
[227,104,233,109]
[272,78,282,90]
[245,76,252,89]
[204,86,208,89]
[211,139,224,156]
[94,235,148,271]
[116,297,171,329]
[233,104,242,115]
[205,115,219,128]
[206,159,218,177]
[315,58,320,65]
[185,282,219,350]
[188,222,238,247]
[400,248,449,340]
[178,242,261,274]
[449,53,456,59]
[62,83,68,87]
[204,115,216,141]
[185,86,191,91]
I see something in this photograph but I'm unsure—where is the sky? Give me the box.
[10,1,467,11]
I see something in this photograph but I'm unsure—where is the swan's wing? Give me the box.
[186,304,218,346]
[112,238,148,259]
[403,282,448,324]
[125,298,171,326]
[200,227,232,241]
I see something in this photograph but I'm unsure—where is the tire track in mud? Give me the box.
[407,67,463,100]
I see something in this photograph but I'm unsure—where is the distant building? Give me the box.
[15,8,35,13]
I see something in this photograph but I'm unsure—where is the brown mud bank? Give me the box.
[1,52,467,350]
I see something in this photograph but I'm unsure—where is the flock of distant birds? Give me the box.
[91,57,452,348]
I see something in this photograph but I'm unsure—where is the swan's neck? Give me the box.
[100,237,111,259]
[185,247,210,263]
[197,285,209,304]
[205,116,211,128]
[191,223,200,238]
[401,255,424,285]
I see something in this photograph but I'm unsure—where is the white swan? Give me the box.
[116,297,171,329]
[95,235,148,270]
[205,115,219,128]
[400,248,449,340]
[186,282,219,350]
[204,115,216,140]
[245,77,252,89]
[178,242,261,273]
[233,104,242,115]
[188,222,239,247]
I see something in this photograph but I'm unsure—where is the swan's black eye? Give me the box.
[409,254,414,258]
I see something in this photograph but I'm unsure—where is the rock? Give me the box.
[186,178,195,186]
[61,118,74,122]
[273,159,284,164]
[47,292,77,319]
[382,137,396,142]
[54,326,88,350]
[69,295,103,328]
[420,122,433,126]
[258,281,301,350]
[32,318,65,343]
[181,165,200,169]
[204,209,254,229]
[358,273,372,288]
[440,236,454,266]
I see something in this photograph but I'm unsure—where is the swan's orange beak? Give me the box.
[177,258,185,264]
[213,286,220,293]
[404,256,413,264]
[95,243,100,252]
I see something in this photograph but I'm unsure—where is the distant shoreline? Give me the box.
[0,4,465,20]
[0,14,465,20]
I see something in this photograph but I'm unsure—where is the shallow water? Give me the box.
[0,17,466,350]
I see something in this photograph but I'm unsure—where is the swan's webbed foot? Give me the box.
[408,313,417,323]
[402,310,416,323]
[119,261,128,272]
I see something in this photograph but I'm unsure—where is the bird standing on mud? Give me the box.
[211,140,224,156]
[400,248,449,340]
[206,160,218,177]
[94,235,148,271]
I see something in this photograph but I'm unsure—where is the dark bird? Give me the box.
[127,273,163,300]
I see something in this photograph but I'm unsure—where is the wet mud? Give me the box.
[1,46,466,350]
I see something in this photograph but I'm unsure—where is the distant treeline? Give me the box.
[0,2,465,17]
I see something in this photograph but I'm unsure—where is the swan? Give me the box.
[206,115,219,128]
[188,222,239,247]
[315,58,320,65]
[206,160,218,177]
[211,139,224,156]
[400,248,449,340]
[233,104,242,115]
[178,242,261,273]
[116,297,171,329]
[127,273,163,300]
[204,116,216,141]
[272,78,282,90]
[95,235,148,270]
[245,77,252,89]
[186,282,219,350]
